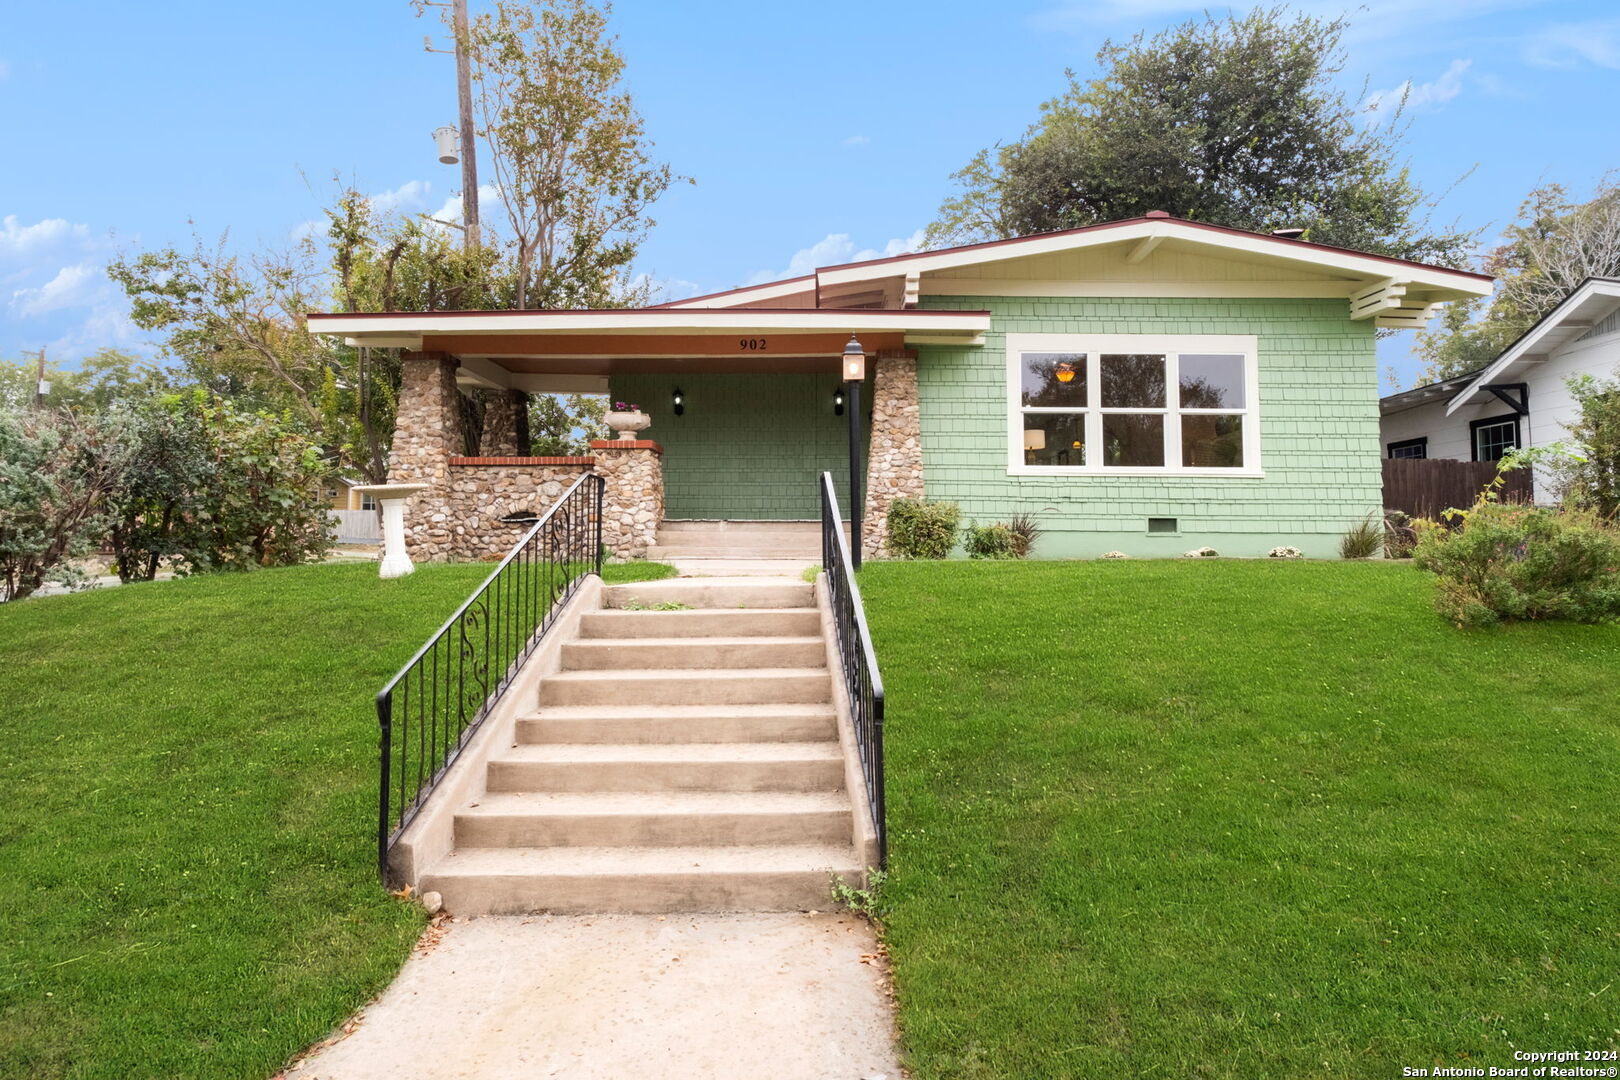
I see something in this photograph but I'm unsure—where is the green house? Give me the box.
[311,213,1491,560]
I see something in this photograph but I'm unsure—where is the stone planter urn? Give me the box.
[605,406,651,441]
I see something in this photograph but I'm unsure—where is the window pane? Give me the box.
[1474,419,1517,461]
[1021,413,1086,467]
[1101,354,1166,408]
[1388,440,1426,460]
[1182,414,1244,467]
[1179,354,1245,409]
[1021,352,1086,407]
[1102,413,1164,466]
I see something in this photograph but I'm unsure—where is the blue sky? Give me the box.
[2,0,1616,389]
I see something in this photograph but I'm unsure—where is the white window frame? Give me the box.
[1006,332,1263,477]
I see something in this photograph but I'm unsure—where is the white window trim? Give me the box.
[1006,332,1263,477]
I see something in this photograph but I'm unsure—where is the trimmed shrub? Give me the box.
[1339,512,1383,559]
[964,522,1020,559]
[886,498,961,560]
[1412,502,1620,627]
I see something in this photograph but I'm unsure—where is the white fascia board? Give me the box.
[814,220,1494,298]
[1444,279,1620,415]
[308,309,989,337]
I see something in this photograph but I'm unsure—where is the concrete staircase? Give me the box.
[417,575,863,914]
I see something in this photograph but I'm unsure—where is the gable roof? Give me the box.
[1444,277,1620,415]
[666,213,1493,318]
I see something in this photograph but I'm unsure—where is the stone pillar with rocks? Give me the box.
[590,440,665,559]
[479,389,530,457]
[388,351,464,561]
[862,349,925,559]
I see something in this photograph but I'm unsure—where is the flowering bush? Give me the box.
[1412,502,1620,627]
[1183,546,1219,558]
[610,401,641,413]
[1268,546,1303,559]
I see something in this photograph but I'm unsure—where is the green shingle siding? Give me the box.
[607,372,871,519]
[916,295,1382,557]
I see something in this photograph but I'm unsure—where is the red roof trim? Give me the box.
[812,215,1493,283]
[306,306,987,321]
[648,275,816,308]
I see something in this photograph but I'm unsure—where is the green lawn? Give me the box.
[0,559,672,1080]
[861,560,1620,1080]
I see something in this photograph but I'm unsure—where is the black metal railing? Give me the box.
[374,472,605,881]
[819,471,887,867]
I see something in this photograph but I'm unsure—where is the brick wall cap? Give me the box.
[589,439,664,455]
[450,456,595,466]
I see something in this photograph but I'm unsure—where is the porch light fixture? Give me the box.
[432,125,460,165]
[834,387,845,416]
[672,387,684,416]
[843,336,867,382]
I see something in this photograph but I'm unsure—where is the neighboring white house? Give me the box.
[1379,277,1620,498]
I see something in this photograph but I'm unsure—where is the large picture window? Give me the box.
[1009,334,1259,475]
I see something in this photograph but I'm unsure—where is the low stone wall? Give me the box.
[408,457,594,561]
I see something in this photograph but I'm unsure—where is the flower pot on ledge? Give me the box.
[605,410,651,441]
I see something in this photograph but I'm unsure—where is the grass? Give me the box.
[0,558,671,1080]
[860,559,1620,1080]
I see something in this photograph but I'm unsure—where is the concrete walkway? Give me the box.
[284,912,900,1080]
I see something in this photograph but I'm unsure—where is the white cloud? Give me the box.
[1362,58,1472,124]
[1527,18,1620,68]
[842,134,871,146]
[427,183,503,234]
[745,229,925,286]
[0,216,143,361]
[369,179,431,214]
[11,263,98,317]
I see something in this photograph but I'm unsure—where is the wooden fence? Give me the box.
[1381,458,1532,520]
[329,509,381,544]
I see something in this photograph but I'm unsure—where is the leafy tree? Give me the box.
[529,392,608,454]
[0,408,134,601]
[0,349,177,412]
[1415,177,1620,383]
[1550,374,1620,519]
[105,401,212,582]
[926,8,1473,268]
[462,0,685,309]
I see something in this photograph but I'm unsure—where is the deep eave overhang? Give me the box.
[1444,277,1620,415]
[306,306,989,345]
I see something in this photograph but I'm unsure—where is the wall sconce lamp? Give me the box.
[834,387,845,416]
[672,387,684,416]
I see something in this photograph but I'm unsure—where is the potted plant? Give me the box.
[604,401,650,441]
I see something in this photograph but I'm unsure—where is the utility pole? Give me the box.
[25,347,46,410]
[452,0,480,251]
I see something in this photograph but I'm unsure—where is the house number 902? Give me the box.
[738,337,767,350]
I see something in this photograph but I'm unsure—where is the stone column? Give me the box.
[590,440,665,558]
[387,351,463,561]
[862,350,924,559]
[479,389,530,457]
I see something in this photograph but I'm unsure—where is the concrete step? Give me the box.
[657,520,822,536]
[579,608,822,639]
[486,741,844,793]
[647,544,820,560]
[518,703,839,744]
[418,843,862,914]
[560,636,826,671]
[539,667,831,707]
[603,578,813,611]
[453,790,853,848]
[666,559,822,578]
